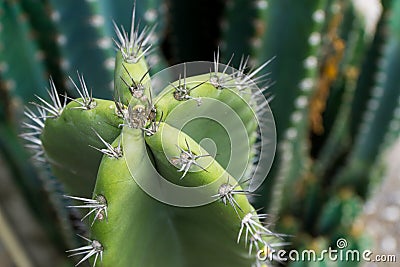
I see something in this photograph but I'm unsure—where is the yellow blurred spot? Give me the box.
[351,218,365,238]
[309,4,346,135]
[339,187,354,199]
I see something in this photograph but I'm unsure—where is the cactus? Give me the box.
[20,3,282,266]
[248,1,398,266]
[2,0,400,266]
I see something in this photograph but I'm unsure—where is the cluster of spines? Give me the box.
[21,79,64,163]
[21,72,109,161]
[112,4,155,64]
[65,179,282,266]
[108,0,167,74]
[20,106,47,163]
[117,49,273,136]
[170,139,211,179]
[170,63,205,105]
[66,235,103,267]
[20,19,154,161]
[65,195,108,227]
[213,177,253,216]
[90,131,123,159]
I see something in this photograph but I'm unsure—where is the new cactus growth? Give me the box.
[22,4,278,267]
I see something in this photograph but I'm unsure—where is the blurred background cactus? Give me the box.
[0,0,399,267]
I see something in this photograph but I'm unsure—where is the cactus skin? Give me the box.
[220,0,258,66]
[257,0,327,214]
[154,71,259,172]
[350,0,391,139]
[47,0,115,97]
[90,129,182,267]
[0,1,48,103]
[333,0,400,196]
[18,0,65,90]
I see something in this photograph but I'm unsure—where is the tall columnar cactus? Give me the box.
[22,5,281,267]
[247,1,399,266]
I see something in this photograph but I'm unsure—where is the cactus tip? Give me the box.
[112,3,155,63]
